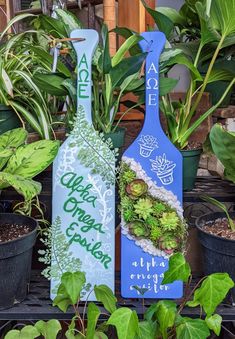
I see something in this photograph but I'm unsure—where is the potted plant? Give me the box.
[0,127,59,309]
[3,253,235,338]
[0,13,73,140]
[196,123,235,301]
[140,0,235,190]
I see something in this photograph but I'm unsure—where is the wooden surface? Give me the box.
[118,0,155,33]
[103,0,116,55]
[0,0,6,31]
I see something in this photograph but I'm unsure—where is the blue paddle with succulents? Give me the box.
[120,32,185,298]
[51,30,116,300]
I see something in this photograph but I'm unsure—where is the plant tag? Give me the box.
[51,30,116,300]
[120,32,184,298]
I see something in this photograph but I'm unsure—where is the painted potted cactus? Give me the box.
[138,135,158,158]
[196,124,235,301]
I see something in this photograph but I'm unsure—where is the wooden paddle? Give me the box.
[51,29,116,300]
[120,31,184,298]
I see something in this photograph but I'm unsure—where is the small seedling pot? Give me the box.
[196,211,235,303]
[0,213,38,310]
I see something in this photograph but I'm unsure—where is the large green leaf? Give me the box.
[140,0,174,39]
[30,46,71,77]
[107,308,139,339]
[4,325,40,339]
[110,53,146,88]
[157,7,186,26]
[210,0,235,38]
[0,128,27,170]
[205,314,222,336]
[207,69,235,83]
[35,14,67,37]
[4,140,59,179]
[159,77,178,96]
[135,321,157,339]
[112,35,143,67]
[112,27,142,55]
[53,284,71,313]
[187,273,234,317]
[163,53,202,80]
[86,303,101,339]
[33,73,68,96]
[162,253,191,284]
[0,172,41,200]
[61,271,86,305]
[94,284,117,314]
[35,320,61,339]
[154,301,177,339]
[55,9,82,34]
[176,318,210,339]
[100,24,112,74]
[210,124,235,183]
[0,14,36,39]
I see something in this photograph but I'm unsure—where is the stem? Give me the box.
[178,276,206,314]
[190,35,225,116]
[82,288,94,324]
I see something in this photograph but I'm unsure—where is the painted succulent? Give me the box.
[123,209,135,222]
[150,226,162,242]
[146,216,159,228]
[126,179,148,199]
[122,167,136,183]
[152,202,167,215]
[129,221,149,238]
[134,198,153,220]
[160,234,178,253]
[160,212,179,230]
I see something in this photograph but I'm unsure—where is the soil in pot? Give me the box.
[196,212,235,303]
[0,223,31,243]
[0,213,37,310]
[203,218,235,240]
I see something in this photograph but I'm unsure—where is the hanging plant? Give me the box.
[119,157,187,256]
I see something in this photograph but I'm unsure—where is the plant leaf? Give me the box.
[33,73,67,96]
[0,172,41,200]
[187,273,234,317]
[107,308,139,339]
[0,128,27,170]
[110,53,146,88]
[135,320,157,339]
[176,318,210,339]
[86,303,101,339]
[162,253,191,284]
[4,325,40,339]
[205,314,222,336]
[4,140,59,178]
[140,0,174,39]
[159,77,178,96]
[112,35,143,67]
[154,300,177,339]
[55,9,82,34]
[94,284,117,314]
[61,271,86,305]
[210,123,235,183]
[35,320,61,339]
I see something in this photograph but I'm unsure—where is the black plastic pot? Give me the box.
[181,148,202,191]
[0,213,38,310]
[196,212,235,302]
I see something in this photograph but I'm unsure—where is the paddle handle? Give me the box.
[71,29,99,124]
[139,32,166,128]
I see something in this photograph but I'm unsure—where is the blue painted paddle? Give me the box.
[51,30,116,300]
[121,31,183,298]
